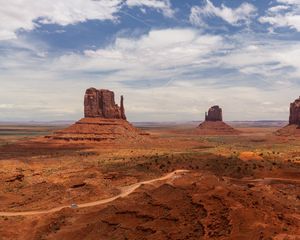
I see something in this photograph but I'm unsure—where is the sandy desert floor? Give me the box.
[0,123,299,240]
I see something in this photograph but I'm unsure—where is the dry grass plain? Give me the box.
[0,122,299,240]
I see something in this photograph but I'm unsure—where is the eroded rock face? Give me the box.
[289,97,300,125]
[205,105,223,122]
[84,88,126,119]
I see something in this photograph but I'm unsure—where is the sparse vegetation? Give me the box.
[0,123,299,239]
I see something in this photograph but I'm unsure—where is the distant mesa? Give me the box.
[276,97,300,136]
[205,105,223,122]
[197,105,240,135]
[46,88,148,142]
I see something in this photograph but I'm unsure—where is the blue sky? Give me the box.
[0,0,300,121]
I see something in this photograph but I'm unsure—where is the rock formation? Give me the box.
[289,97,300,125]
[205,105,222,122]
[197,106,239,135]
[46,88,148,142]
[84,88,126,119]
[276,97,300,136]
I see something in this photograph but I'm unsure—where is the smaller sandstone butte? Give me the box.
[276,97,300,136]
[84,88,126,119]
[205,105,222,121]
[46,88,148,142]
[197,106,239,135]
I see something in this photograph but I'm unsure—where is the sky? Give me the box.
[0,0,300,122]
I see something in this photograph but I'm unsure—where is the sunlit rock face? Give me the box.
[289,97,300,125]
[44,88,149,142]
[84,88,126,120]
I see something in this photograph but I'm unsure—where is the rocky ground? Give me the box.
[0,124,299,240]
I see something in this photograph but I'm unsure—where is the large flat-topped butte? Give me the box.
[46,88,147,142]
[197,105,240,135]
[277,97,300,136]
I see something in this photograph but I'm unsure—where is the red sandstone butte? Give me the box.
[276,97,300,136]
[289,97,300,125]
[197,105,239,135]
[84,88,126,119]
[205,105,223,122]
[45,88,148,142]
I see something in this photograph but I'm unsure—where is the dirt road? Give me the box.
[0,170,189,217]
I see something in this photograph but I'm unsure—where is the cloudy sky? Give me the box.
[0,0,300,122]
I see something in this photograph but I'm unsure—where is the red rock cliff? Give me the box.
[205,105,223,122]
[84,88,126,119]
[289,97,300,125]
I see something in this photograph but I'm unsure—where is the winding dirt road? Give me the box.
[0,170,189,217]
[2,170,298,218]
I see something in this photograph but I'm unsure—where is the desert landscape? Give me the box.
[0,89,299,240]
[1,1,300,239]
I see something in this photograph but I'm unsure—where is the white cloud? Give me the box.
[190,0,257,27]
[259,0,300,31]
[1,27,300,121]
[0,0,123,40]
[278,0,300,4]
[48,30,300,121]
[126,0,174,17]
[0,104,14,109]
[268,5,290,13]
[0,0,176,41]
[216,39,300,78]
[55,28,225,80]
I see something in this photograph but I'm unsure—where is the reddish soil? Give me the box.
[196,121,240,135]
[276,124,300,136]
[0,124,299,240]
